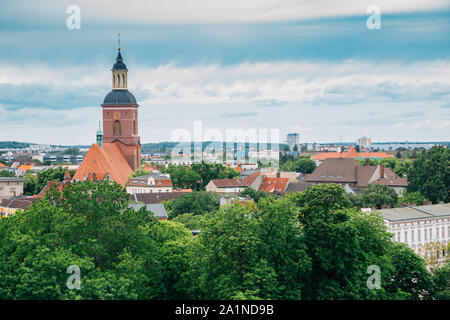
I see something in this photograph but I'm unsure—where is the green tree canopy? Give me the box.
[349,184,398,209]
[164,191,220,218]
[407,146,449,203]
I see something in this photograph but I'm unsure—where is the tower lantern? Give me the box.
[112,33,128,90]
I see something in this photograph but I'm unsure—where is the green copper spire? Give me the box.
[96,121,103,148]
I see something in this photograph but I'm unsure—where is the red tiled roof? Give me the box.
[210,171,261,188]
[243,171,261,186]
[312,146,394,160]
[72,142,133,186]
[36,180,69,198]
[259,177,289,193]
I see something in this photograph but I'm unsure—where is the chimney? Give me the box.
[380,164,384,178]
[365,158,370,166]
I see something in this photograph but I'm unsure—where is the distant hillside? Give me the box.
[141,141,288,154]
[0,141,35,149]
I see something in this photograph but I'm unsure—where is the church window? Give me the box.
[114,120,121,135]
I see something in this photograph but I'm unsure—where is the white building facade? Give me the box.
[379,204,450,265]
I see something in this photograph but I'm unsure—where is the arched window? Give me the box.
[113,120,121,135]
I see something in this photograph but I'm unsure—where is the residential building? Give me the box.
[264,170,297,183]
[287,133,299,151]
[356,137,371,148]
[0,177,25,200]
[126,173,173,194]
[305,158,407,195]
[0,196,38,217]
[259,176,289,193]
[379,203,450,263]
[205,171,262,193]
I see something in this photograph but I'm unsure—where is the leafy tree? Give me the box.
[240,187,268,203]
[397,191,427,206]
[393,159,412,178]
[162,165,202,190]
[407,146,449,203]
[287,184,396,299]
[356,158,380,166]
[0,180,193,300]
[172,213,208,230]
[58,148,81,155]
[35,167,76,194]
[280,157,316,173]
[164,191,219,218]
[23,172,38,195]
[431,262,450,300]
[386,243,434,300]
[162,162,239,190]
[190,198,311,299]
[0,170,15,177]
[129,166,151,178]
[349,184,398,209]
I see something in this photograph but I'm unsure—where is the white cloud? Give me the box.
[2,0,449,24]
[1,59,449,143]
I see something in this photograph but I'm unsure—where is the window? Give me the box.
[397,232,401,242]
[411,230,414,242]
[404,231,407,242]
[436,227,440,239]
[113,120,121,135]
[418,229,421,241]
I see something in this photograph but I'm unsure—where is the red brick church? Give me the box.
[73,45,141,186]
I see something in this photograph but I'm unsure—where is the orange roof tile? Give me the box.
[259,177,289,193]
[17,164,32,171]
[312,146,394,160]
[72,142,133,186]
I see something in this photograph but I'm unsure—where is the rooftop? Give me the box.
[379,203,450,222]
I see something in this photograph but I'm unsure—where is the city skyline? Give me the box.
[0,1,449,145]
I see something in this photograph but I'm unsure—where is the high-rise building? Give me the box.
[286,133,299,151]
[356,137,371,148]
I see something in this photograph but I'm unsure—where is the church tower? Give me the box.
[101,36,141,170]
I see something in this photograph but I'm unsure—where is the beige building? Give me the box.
[0,177,25,200]
[126,173,173,194]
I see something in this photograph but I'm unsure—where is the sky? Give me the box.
[0,0,449,145]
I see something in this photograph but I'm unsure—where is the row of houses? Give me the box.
[205,157,408,196]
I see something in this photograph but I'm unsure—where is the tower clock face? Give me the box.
[113,112,121,120]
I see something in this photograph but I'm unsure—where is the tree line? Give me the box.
[0,180,448,300]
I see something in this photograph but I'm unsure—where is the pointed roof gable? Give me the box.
[72,142,133,186]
